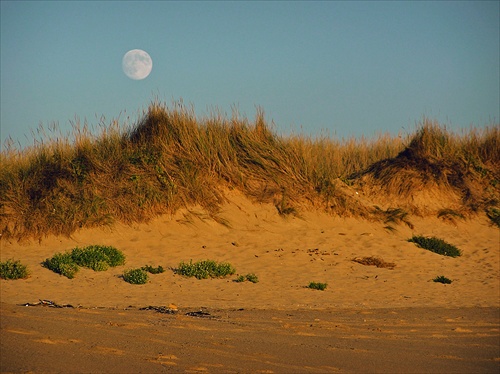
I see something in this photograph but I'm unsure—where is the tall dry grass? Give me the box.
[1,101,498,241]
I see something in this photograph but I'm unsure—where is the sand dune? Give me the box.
[1,191,499,372]
[1,190,498,310]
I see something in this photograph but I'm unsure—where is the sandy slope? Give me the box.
[1,190,498,310]
[1,191,499,373]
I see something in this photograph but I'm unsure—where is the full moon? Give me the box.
[122,49,153,80]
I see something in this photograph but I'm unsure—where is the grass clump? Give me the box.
[43,245,125,278]
[307,282,328,291]
[437,209,465,224]
[176,259,235,279]
[71,245,125,271]
[1,100,498,242]
[408,236,461,257]
[142,265,165,274]
[235,273,259,283]
[123,268,149,284]
[433,275,452,284]
[0,259,30,280]
[43,252,79,279]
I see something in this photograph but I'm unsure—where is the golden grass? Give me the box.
[1,101,498,241]
[352,257,396,269]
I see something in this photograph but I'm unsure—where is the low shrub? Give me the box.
[43,252,79,279]
[433,275,452,284]
[123,268,149,284]
[408,236,461,257]
[176,260,235,279]
[43,245,126,278]
[71,245,125,270]
[307,282,328,291]
[235,273,259,283]
[0,259,30,280]
[142,265,165,274]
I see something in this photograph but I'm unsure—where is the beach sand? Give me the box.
[1,190,499,372]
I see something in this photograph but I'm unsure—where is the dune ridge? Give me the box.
[1,105,499,373]
[1,101,499,241]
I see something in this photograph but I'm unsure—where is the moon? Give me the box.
[122,49,153,80]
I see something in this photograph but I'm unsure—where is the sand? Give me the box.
[1,190,499,372]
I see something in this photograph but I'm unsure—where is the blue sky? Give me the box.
[1,1,498,147]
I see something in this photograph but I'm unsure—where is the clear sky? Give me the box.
[1,1,499,147]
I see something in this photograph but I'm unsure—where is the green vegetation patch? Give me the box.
[235,273,259,283]
[142,265,165,274]
[71,245,125,271]
[0,259,30,280]
[307,282,328,291]
[408,236,461,257]
[43,252,79,279]
[433,275,452,284]
[43,245,125,278]
[123,268,149,285]
[176,259,235,279]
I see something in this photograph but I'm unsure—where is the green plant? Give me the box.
[235,273,259,283]
[433,275,452,284]
[71,245,125,271]
[307,282,328,291]
[235,275,246,282]
[245,273,259,283]
[408,236,461,257]
[71,245,125,269]
[43,245,125,278]
[43,252,79,279]
[0,259,30,280]
[142,265,165,274]
[176,259,235,279]
[123,268,149,284]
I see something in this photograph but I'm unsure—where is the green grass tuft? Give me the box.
[123,268,149,284]
[408,236,461,257]
[307,282,328,291]
[141,265,165,274]
[0,259,30,280]
[235,273,259,283]
[43,252,79,279]
[176,259,235,279]
[433,275,452,284]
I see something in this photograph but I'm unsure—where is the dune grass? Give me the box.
[1,101,498,241]
[433,275,452,284]
[408,236,462,257]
